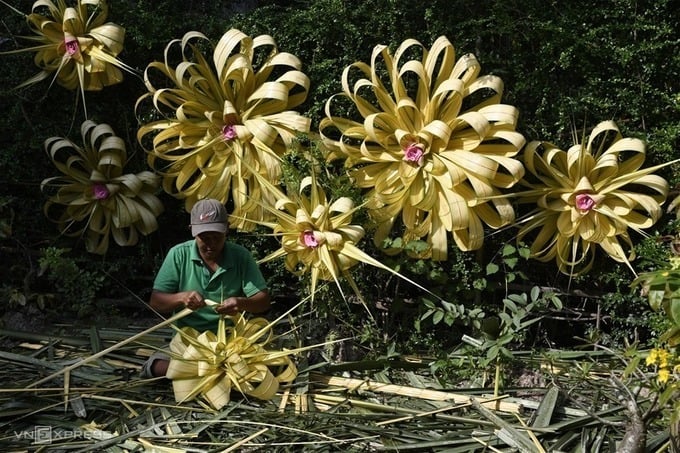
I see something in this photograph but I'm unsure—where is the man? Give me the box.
[142,198,271,377]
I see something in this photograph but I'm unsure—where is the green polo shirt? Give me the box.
[153,239,268,332]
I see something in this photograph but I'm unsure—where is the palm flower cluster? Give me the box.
[137,29,311,230]
[166,312,298,410]
[41,120,163,254]
[517,121,671,275]
[320,36,526,260]
[2,0,130,94]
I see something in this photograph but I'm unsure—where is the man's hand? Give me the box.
[215,297,242,316]
[182,291,206,311]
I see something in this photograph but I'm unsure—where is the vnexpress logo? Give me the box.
[34,425,52,444]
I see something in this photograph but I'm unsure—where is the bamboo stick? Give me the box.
[310,373,521,413]
[27,308,192,388]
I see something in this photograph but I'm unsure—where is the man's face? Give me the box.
[195,231,226,261]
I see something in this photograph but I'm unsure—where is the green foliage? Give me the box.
[0,0,678,358]
[38,247,105,317]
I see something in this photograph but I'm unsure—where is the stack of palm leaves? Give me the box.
[0,311,675,452]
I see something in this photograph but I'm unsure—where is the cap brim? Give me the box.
[191,222,228,237]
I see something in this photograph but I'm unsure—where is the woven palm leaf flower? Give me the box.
[41,120,164,255]
[1,0,131,94]
[137,29,311,231]
[319,36,526,260]
[516,120,673,276]
[254,172,442,309]
[166,311,298,410]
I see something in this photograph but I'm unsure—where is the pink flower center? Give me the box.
[222,124,237,141]
[65,39,79,56]
[403,143,424,166]
[575,193,595,211]
[93,183,110,200]
[301,230,318,248]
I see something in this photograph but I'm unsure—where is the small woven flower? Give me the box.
[137,29,311,231]
[41,120,164,254]
[166,313,298,410]
[254,172,441,311]
[2,0,130,93]
[320,36,526,260]
[517,121,671,275]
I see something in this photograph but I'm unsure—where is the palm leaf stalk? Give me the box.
[41,120,164,255]
[516,120,677,276]
[136,28,311,230]
[320,35,526,260]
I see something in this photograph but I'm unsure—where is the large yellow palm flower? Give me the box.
[41,120,164,255]
[320,36,526,260]
[516,120,674,275]
[1,0,129,94]
[137,29,311,230]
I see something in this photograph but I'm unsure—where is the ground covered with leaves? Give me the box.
[0,305,674,452]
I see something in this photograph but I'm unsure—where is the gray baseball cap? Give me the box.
[190,199,228,236]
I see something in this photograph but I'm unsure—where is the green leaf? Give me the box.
[502,244,516,256]
[497,332,514,346]
[530,286,540,303]
[499,346,514,359]
[486,262,499,275]
[486,344,500,360]
[531,385,559,428]
[550,295,563,310]
[659,382,676,406]
[670,297,680,326]
[508,293,528,305]
[504,257,518,269]
[432,309,444,325]
[503,298,519,313]
[623,355,641,378]
[422,298,436,309]
[647,290,665,311]
[518,246,531,259]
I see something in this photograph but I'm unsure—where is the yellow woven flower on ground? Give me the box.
[320,36,525,260]
[1,0,130,93]
[166,313,298,410]
[41,120,164,254]
[137,29,311,231]
[517,121,673,275]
